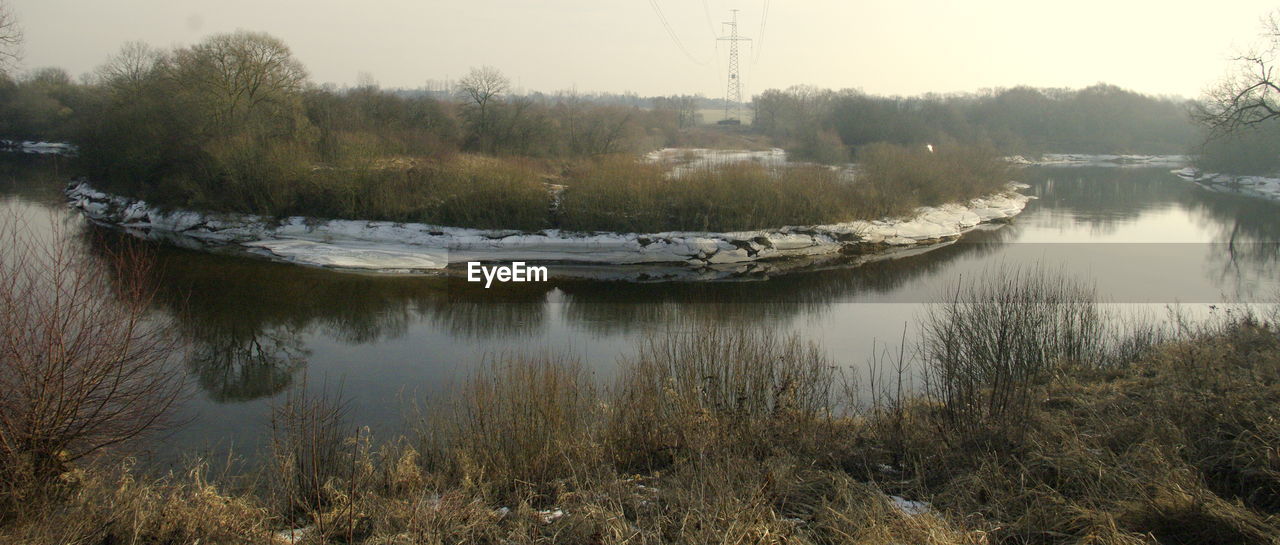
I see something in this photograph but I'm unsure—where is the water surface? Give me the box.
[4,156,1277,463]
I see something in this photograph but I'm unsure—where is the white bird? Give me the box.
[925,144,934,153]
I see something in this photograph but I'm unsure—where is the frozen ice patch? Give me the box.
[244,239,449,271]
[1172,168,1280,203]
[1018,154,1189,168]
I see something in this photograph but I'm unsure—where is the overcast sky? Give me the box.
[7,0,1278,99]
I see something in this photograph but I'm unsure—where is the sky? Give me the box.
[6,0,1279,100]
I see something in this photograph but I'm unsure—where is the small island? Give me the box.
[67,146,1029,274]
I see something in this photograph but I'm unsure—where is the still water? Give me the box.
[3,156,1278,462]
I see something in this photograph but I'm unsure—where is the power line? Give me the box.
[648,0,706,66]
[753,0,770,63]
[700,0,718,40]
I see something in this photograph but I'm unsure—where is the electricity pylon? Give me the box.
[718,9,750,124]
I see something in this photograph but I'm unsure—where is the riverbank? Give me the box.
[65,180,1031,275]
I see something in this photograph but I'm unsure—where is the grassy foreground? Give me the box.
[3,267,1278,544]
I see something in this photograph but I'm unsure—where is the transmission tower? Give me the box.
[718,9,750,124]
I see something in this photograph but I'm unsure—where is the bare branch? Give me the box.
[0,208,187,492]
[1195,10,1280,137]
[0,1,22,74]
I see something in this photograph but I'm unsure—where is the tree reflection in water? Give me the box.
[83,235,560,401]
[188,323,308,402]
[1184,190,1280,300]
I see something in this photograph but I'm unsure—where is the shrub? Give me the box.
[0,211,184,508]
[268,382,351,518]
[794,127,850,165]
[920,264,1102,447]
[608,323,837,470]
[856,141,1013,218]
[200,134,313,213]
[442,352,602,504]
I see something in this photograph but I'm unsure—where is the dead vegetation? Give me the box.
[856,141,1013,219]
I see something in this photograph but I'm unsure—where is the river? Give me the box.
[2,155,1277,465]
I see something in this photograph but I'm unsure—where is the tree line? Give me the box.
[0,31,713,204]
[753,83,1200,162]
[5,11,1280,186]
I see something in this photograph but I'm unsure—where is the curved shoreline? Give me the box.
[66,181,1031,275]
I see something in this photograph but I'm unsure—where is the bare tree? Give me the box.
[96,41,163,94]
[170,30,309,135]
[653,94,701,128]
[458,65,508,115]
[1196,11,1280,136]
[0,1,20,74]
[557,96,635,156]
[0,211,185,491]
[457,65,509,151]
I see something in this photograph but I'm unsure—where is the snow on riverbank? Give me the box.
[1172,167,1280,203]
[645,147,860,180]
[66,182,1030,275]
[645,147,788,173]
[1008,154,1190,168]
[1,140,77,155]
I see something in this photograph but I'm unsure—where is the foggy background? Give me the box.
[9,0,1277,98]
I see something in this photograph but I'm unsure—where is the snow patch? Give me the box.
[538,508,565,524]
[0,140,78,156]
[1172,167,1280,203]
[1013,154,1189,168]
[645,147,789,176]
[889,495,932,516]
[244,239,449,272]
[273,526,313,544]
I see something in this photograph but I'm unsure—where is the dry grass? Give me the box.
[0,460,272,545]
[608,323,839,470]
[856,141,1013,218]
[558,156,864,232]
[439,352,604,506]
[292,154,554,231]
[902,315,1280,545]
[558,142,1014,234]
